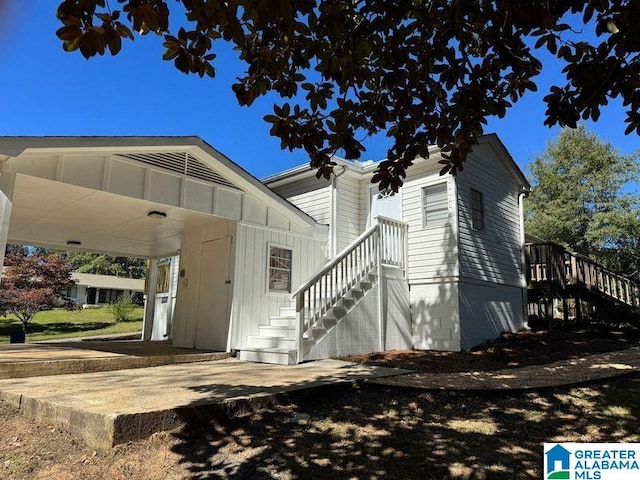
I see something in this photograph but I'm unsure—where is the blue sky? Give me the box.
[0,2,638,180]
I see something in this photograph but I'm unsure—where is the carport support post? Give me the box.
[0,170,15,276]
[142,259,159,341]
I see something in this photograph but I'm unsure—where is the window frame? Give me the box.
[421,182,449,229]
[470,188,485,232]
[266,243,293,294]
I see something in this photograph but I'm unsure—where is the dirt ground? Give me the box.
[1,329,639,480]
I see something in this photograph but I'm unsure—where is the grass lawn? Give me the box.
[0,307,143,343]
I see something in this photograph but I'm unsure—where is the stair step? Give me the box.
[246,335,296,349]
[258,325,296,338]
[238,347,297,365]
[279,306,297,317]
[269,316,296,327]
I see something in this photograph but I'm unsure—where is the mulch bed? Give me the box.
[343,328,640,374]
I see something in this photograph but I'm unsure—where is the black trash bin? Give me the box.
[10,330,25,343]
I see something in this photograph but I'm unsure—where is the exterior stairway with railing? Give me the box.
[525,241,640,324]
[238,217,408,365]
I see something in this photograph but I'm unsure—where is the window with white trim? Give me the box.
[268,246,292,292]
[422,183,448,228]
[470,188,485,231]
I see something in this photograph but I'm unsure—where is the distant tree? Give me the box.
[525,126,640,278]
[55,1,640,189]
[0,253,77,332]
[57,251,146,279]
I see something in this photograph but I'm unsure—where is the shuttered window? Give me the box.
[471,188,485,231]
[422,183,448,228]
[268,246,292,292]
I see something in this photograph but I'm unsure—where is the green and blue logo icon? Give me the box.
[545,444,571,479]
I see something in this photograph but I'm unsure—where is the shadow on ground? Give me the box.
[169,373,640,479]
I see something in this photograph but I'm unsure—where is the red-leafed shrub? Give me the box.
[0,253,76,333]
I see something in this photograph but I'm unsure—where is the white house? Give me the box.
[0,135,529,364]
[68,272,145,306]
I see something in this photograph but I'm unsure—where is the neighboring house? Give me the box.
[67,272,145,306]
[0,135,529,364]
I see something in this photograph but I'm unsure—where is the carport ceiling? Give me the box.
[8,174,218,258]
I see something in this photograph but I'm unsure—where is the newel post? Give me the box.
[376,226,385,352]
[295,293,304,364]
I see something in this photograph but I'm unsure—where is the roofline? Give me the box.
[0,136,320,229]
[262,156,355,185]
[262,136,529,188]
[476,134,531,190]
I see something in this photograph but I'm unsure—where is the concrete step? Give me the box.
[246,335,296,349]
[237,347,297,365]
[258,325,296,338]
[269,316,296,327]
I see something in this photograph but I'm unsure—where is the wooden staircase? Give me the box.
[237,216,407,365]
[525,242,640,324]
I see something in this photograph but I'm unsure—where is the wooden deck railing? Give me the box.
[525,242,640,309]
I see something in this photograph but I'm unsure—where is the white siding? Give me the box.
[172,219,236,348]
[410,281,461,351]
[458,281,525,349]
[229,223,328,350]
[270,176,331,224]
[401,161,458,283]
[456,143,524,286]
[335,172,364,250]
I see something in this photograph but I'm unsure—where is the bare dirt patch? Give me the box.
[1,329,639,479]
[2,375,639,479]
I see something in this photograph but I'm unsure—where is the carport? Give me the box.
[0,137,322,354]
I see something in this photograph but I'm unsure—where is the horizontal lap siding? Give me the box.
[270,177,331,225]
[336,174,365,251]
[456,143,523,287]
[402,162,458,283]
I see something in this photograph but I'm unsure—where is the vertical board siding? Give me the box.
[229,223,328,349]
[172,219,236,348]
[270,176,331,224]
[336,173,364,250]
[456,143,523,286]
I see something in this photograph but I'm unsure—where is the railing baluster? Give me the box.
[292,218,409,362]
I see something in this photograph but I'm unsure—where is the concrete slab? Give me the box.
[0,341,227,379]
[0,358,408,451]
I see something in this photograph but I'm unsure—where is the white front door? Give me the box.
[195,237,232,351]
[368,186,402,226]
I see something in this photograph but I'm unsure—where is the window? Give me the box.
[422,183,448,228]
[470,188,485,231]
[268,246,292,292]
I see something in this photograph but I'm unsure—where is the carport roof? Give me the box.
[0,136,323,258]
[0,135,319,229]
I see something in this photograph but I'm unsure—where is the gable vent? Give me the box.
[114,152,239,190]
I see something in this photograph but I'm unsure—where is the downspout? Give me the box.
[518,187,530,327]
[330,165,348,257]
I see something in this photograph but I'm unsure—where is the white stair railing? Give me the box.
[292,217,408,363]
